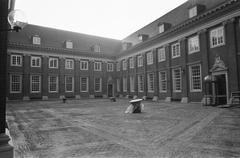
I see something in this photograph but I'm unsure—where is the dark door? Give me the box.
[108,84,113,97]
[215,74,227,105]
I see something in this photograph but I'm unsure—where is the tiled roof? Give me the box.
[8,24,122,56]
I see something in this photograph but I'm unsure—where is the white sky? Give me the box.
[15,0,187,40]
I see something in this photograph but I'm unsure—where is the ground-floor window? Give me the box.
[94,77,102,92]
[159,71,167,92]
[80,77,89,92]
[189,64,202,92]
[117,79,120,92]
[138,75,144,92]
[65,76,74,92]
[123,77,127,92]
[49,76,58,93]
[10,74,22,93]
[147,73,154,92]
[130,76,135,92]
[31,75,41,93]
[172,68,182,92]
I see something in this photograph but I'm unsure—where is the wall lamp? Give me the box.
[0,9,27,32]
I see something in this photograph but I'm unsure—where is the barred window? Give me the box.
[65,76,74,92]
[138,75,144,92]
[159,71,167,92]
[172,68,182,92]
[94,77,102,92]
[31,75,41,93]
[147,73,154,92]
[80,77,88,92]
[49,76,58,93]
[11,55,22,66]
[10,74,22,93]
[189,65,202,92]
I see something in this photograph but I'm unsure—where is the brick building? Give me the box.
[7,0,240,105]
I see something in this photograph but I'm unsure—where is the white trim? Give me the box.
[49,57,59,69]
[147,73,154,92]
[65,76,74,92]
[157,47,166,62]
[80,60,89,70]
[94,77,102,92]
[129,57,134,69]
[189,64,202,92]
[210,26,225,48]
[159,71,167,93]
[80,77,89,92]
[137,55,143,67]
[30,75,41,93]
[31,56,41,67]
[107,63,114,72]
[123,77,127,92]
[188,35,200,54]
[130,76,135,92]
[65,59,74,69]
[146,51,153,65]
[10,54,22,67]
[122,59,127,70]
[172,68,182,92]
[10,74,22,93]
[48,75,58,93]
[171,43,181,59]
[138,74,144,92]
[94,61,102,71]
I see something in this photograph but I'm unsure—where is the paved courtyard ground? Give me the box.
[6,99,240,158]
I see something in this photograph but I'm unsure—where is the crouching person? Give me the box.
[125,99,144,113]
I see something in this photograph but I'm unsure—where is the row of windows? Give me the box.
[118,26,225,70]
[10,55,114,72]
[117,64,202,93]
[10,75,103,93]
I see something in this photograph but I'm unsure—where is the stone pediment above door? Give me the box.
[210,55,228,72]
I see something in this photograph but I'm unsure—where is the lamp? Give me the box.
[0,9,27,32]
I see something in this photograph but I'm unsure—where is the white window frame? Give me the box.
[31,56,41,67]
[122,59,127,70]
[171,43,181,58]
[157,47,166,62]
[30,75,41,93]
[94,61,102,71]
[107,63,114,72]
[129,57,134,69]
[137,55,143,67]
[11,54,22,67]
[138,75,144,92]
[117,79,120,92]
[147,73,154,92]
[49,57,58,69]
[65,59,74,69]
[80,60,89,70]
[189,6,197,18]
[33,36,41,45]
[159,24,164,33]
[123,77,127,92]
[94,77,102,92]
[65,76,74,92]
[80,77,89,92]
[210,26,225,48]
[188,35,200,54]
[116,62,120,71]
[130,76,135,92]
[159,71,167,93]
[189,64,202,92]
[10,74,22,93]
[172,68,182,92]
[66,41,73,49]
[147,51,153,65]
[48,76,58,93]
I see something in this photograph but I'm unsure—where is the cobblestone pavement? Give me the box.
[6,99,240,158]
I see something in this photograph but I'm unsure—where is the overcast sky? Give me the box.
[15,0,187,40]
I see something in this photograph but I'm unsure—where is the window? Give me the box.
[48,76,58,93]
[123,77,127,92]
[147,73,154,92]
[33,35,41,45]
[30,75,41,93]
[80,60,88,70]
[189,6,197,18]
[10,74,22,93]
[172,68,182,92]
[107,63,114,72]
[122,59,127,70]
[159,71,167,92]
[129,57,134,69]
[157,47,166,62]
[65,59,74,69]
[138,75,144,92]
[188,35,200,54]
[49,57,58,68]
[94,77,102,92]
[130,76,135,92]
[159,24,164,33]
[31,56,41,67]
[80,77,89,92]
[137,55,143,67]
[66,41,73,49]
[189,65,202,92]
[11,54,22,66]
[94,62,102,71]
[171,43,181,58]
[92,45,101,52]
[117,62,120,71]
[147,52,153,65]
[117,79,120,92]
[210,26,225,48]
[65,76,74,92]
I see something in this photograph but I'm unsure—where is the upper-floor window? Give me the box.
[122,59,127,70]
[32,35,41,45]
[171,43,181,58]
[65,59,74,69]
[158,24,165,34]
[94,61,102,71]
[188,35,200,54]
[107,63,114,72]
[210,26,225,48]
[129,57,134,69]
[116,62,120,71]
[147,52,153,65]
[189,6,197,18]
[11,54,22,66]
[137,55,143,67]
[92,44,101,53]
[49,57,58,69]
[157,47,166,62]
[31,56,41,67]
[80,60,88,70]
[65,41,73,49]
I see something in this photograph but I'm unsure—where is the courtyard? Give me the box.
[6,99,240,158]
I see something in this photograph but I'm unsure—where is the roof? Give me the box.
[8,24,122,56]
[123,0,228,46]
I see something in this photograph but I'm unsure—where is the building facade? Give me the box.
[7,0,240,105]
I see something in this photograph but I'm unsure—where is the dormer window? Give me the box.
[158,23,171,34]
[138,34,149,42]
[122,42,132,51]
[32,35,41,45]
[91,44,101,53]
[65,40,73,49]
[158,24,164,34]
[189,6,197,18]
[188,4,205,19]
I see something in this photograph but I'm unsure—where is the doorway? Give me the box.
[108,84,113,97]
[213,73,228,105]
